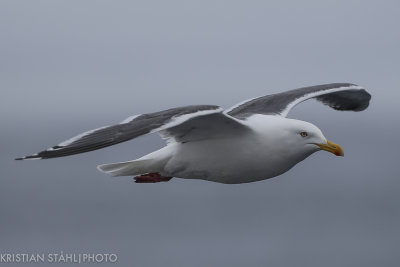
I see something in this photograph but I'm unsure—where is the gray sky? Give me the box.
[1,1,399,266]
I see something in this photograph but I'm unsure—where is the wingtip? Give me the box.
[14,154,41,161]
[97,164,106,172]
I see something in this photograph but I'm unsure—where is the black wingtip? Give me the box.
[15,154,41,161]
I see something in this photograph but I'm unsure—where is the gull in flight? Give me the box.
[16,83,371,184]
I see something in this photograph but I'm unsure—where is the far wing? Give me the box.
[226,83,371,119]
[160,112,250,143]
[16,105,231,160]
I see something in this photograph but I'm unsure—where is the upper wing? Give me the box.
[226,83,371,119]
[160,112,249,143]
[16,105,249,160]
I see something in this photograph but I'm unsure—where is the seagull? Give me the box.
[16,83,371,184]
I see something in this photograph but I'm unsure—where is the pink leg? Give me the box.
[134,173,172,183]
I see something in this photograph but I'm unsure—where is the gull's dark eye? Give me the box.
[300,131,308,138]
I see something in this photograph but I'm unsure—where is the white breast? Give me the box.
[163,136,298,184]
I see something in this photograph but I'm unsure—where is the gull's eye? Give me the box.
[300,131,308,138]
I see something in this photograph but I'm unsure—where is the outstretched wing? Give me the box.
[226,83,371,119]
[16,105,248,160]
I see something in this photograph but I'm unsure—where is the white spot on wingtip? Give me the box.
[16,153,41,160]
[24,157,41,160]
[46,146,63,151]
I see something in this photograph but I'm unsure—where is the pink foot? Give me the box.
[134,173,172,183]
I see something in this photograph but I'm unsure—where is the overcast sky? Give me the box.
[1,1,399,266]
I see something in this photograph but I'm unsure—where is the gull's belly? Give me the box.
[163,138,299,184]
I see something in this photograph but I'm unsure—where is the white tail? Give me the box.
[97,159,154,177]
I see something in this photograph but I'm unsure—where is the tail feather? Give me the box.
[97,159,154,177]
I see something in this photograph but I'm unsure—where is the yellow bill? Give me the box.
[316,140,344,156]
